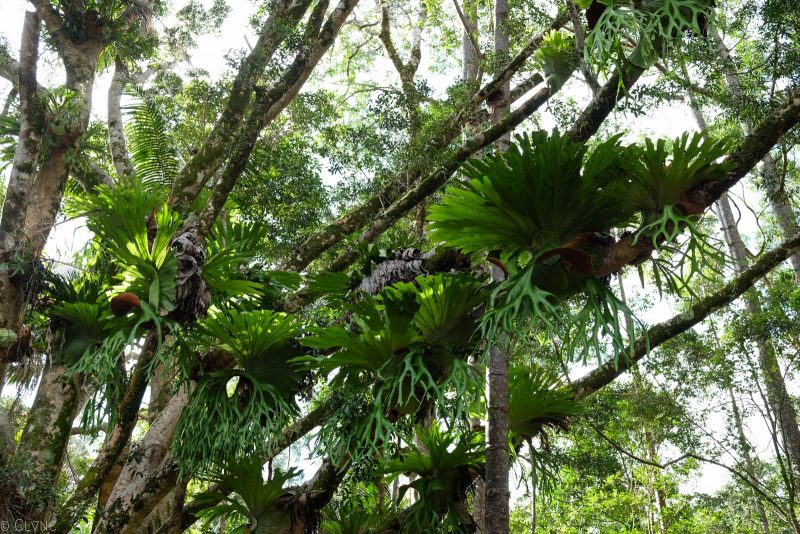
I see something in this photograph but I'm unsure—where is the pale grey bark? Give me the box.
[727,383,771,534]
[0,11,42,332]
[695,87,800,476]
[15,365,82,516]
[711,31,800,281]
[488,0,511,150]
[714,193,800,474]
[457,0,480,83]
[107,60,135,182]
[95,387,190,533]
[484,261,510,534]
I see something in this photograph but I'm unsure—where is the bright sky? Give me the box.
[0,0,790,499]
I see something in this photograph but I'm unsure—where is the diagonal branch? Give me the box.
[594,88,800,278]
[196,0,361,237]
[281,14,569,272]
[168,0,316,212]
[588,422,791,517]
[571,231,800,400]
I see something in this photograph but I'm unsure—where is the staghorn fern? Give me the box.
[194,460,299,534]
[301,274,486,461]
[534,30,578,91]
[174,309,303,472]
[75,184,182,316]
[584,0,717,70]
[427,130,632,260]
[508,365,579,444]
[383,424,483,533]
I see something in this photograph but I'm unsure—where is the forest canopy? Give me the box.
[0,0,799,532]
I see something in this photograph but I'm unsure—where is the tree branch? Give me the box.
[196,0,361,237]
[281,15,568,272]
[168,0,315,212]
[594,88,800,278]
[588,422,792,517]
[571,231,800,399]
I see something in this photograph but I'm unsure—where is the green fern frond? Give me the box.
[123,88,182,188]
[508,365,579,442]
[427,130,631,259]
[195,460,299,533]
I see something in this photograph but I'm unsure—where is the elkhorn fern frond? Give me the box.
[427,130,632,260]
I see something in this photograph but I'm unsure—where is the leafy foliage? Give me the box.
[585,0,717,70]
[174,310,303,472]
[301,274,486,459]
[383,425,483,533]
[123,89,182,188]
[194,460,298,534]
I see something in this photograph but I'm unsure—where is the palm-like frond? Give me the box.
[76,185,182,314]
[203,218,268,300]
[123,88,181,188]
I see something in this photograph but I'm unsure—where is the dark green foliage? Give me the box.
[174,310,303,472]
[585,0,717,70]
[301,274,486,459]
[194,460,298,534]
[428,130,632,260]
[508,366,579,444]
[383,425,484,533]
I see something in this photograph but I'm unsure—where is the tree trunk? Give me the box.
[488,0,511,151]
[484,263,510,534]
[0,11,42,334]
[14,365,82,519]
[484,3,513,528]
[715,193,800,474]
[107,60,134,183]
[728,383,771,534]
[711,31,800,281]
[461,0,480,83]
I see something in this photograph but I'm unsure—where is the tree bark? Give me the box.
[0,11,42,333]
[714,194,800,474]
[107,60,134,183]
[484,263,510,533]
[710,31,800,281]
[168,0,315,212]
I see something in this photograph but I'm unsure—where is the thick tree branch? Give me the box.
[54,332,160,532]
[196,0,361,237]
[325,83,563,273]
[168,0,315,212]
[571,231,800,399]
[594,88,800,278]
[281,17,567,273]
[566,63,646,143]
